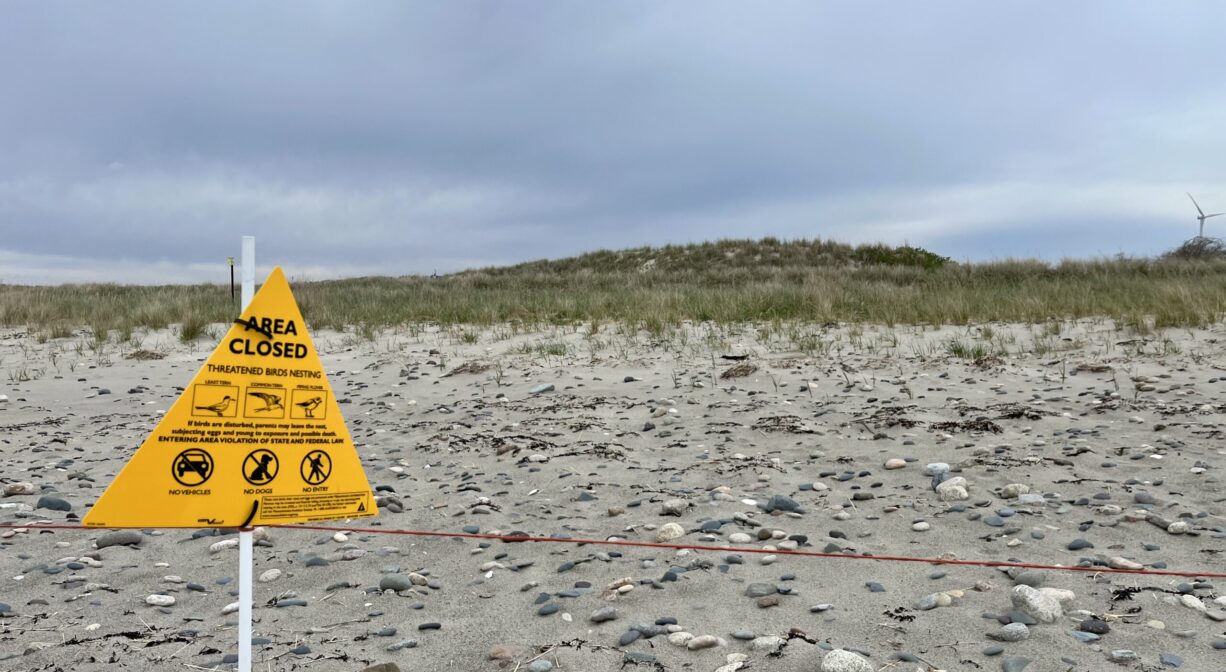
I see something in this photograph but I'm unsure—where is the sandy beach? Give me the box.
[2,320,1225,672]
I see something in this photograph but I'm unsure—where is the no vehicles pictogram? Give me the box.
[172,449,213,486]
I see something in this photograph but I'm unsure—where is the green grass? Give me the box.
[3,238,1226,331]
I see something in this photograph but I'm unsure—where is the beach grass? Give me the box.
[4,238,1226,334]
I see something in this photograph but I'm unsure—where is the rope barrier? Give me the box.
[2,522,1224,579]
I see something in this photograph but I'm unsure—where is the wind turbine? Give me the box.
[1188,193,1224,238]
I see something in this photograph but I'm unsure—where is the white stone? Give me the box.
[258,568,282,583]
[222,601,239,614]
[728,532,752,543]
[1167,521,1191,534]
[750,635,784,651]
[820,648,875,672]
[924,463,951,476]
[2,482,34,496]
[1001,483,1030,498]
[145,594,175,607]
[1039,587,1076,605]
[655,523,685,542]
[1180,594,1206,612]
[661,499,688,515]
[1108,557,1143,570]
[935,477,970,501]
[667,632,694,646]
[686,634,721,650]
[883,458,906,470]
[1010,585,1063,623]
[209,539,238,553]
[912,521,931,532]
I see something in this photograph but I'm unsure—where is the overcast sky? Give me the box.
[3,2,1225,284]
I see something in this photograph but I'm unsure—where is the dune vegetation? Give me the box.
[4,238,1226,341]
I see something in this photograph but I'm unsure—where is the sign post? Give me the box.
[83,236,376,670]
[238,236,254,672]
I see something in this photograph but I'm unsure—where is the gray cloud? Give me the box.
[2,1,1225,283]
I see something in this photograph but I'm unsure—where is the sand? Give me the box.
[1,320,1224,671]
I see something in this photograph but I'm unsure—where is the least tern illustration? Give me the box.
[194,395,233,416]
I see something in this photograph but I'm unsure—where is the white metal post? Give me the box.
[241,236,255,309]
[238,236,255,672]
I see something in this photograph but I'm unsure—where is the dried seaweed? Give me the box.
[124,349,166,360]
[445,360,492,376]
[720,362,758,379]
[752,415,817,433]
[861,405,920,429]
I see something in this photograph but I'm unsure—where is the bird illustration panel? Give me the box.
[243,386,287,419]
[290,389,328,420]
[191,384,240,418]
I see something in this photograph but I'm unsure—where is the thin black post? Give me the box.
[228,256,236,313]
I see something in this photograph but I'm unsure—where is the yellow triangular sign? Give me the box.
[84,267,377,528]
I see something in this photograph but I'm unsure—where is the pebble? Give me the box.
[936,477,969,501]
[1107,556,1143,570]
[1001,657,1031,672]
[1078,618,1110,634]
[661,498,688,515]
[96,530,143,548]
[989,623,1029,642]
[380,575,414,592]
[819,649,874,672]
[3,482,35,496]
[1010,585,1063,623]
[145,594,175,607]
[745,583,777,598]
[590,607,617,623]
[655,523,685,542]
[686,635,721,650]
[35,495,71,511]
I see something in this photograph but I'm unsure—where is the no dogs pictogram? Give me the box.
[300,450,331,485]
[172,449,213,486]
[243,449,279,485]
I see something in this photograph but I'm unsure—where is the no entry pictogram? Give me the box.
[300,450,331,485]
